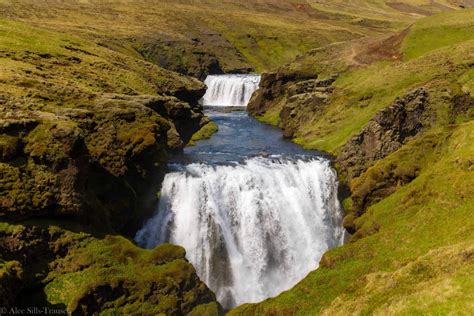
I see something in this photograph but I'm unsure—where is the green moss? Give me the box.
[0,222,24,235]
[43,233,214,314]
[188,302,221,316]
[116,121,157,157]
[255,105,281,126]
[0,161,57,214]
[188,121,218,146]
[341,197,353,213]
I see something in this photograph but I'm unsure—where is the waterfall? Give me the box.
[201,74,261,107]
[135,157,345,309]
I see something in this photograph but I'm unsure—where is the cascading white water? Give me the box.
[201,74,261,107]
[135,157,345,309]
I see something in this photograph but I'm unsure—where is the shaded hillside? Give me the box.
[0,0,466,77]
[233,8,474,315]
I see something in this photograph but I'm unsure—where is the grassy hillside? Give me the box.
[0,7,217,313]
[0,0,465,76]
[255,8,474,154]
[232,8,474,315]
[0,18,202,108]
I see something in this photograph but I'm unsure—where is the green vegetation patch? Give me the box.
[402,9,474,60]
[188,121,219,146]
[44,232,215,314]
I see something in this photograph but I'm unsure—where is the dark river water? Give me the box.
[171,109,326,166]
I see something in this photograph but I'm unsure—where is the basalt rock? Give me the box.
[0,93,207,233]
[337,88,428,181]
[450,93,474,123]
[280,77,337,138]
[247,70,316,116]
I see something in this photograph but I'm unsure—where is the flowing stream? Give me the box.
[135,74,345,309]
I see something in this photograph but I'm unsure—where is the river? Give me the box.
[135,74,345,309]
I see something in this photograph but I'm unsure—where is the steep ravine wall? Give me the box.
[0,90,223,314]
[247,71,435,238]
[0,18,222,313]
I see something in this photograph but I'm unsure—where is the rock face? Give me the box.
[247,70,316,116]
[280,77,337,138]
[248,70,337,140]
[0,94,222,314]
[337,88,428,180]
[0,223,220,315]
[135,34,253,80]
[450,93,474,123]
[0,93,207,232]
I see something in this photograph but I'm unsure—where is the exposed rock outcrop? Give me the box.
[247,70,316,116]
[134,34,253,80]
[0,223,219,314]
[337,88,428,180]
[450,93,474,123]
[280,76,337,138]
[248,70,337,140]
[0,92,208,233]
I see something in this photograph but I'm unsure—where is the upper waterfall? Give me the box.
[135,157,345,309]
[201,74,261,107]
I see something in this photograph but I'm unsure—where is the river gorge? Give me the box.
[135,75,346,309]
[1,2,472,313]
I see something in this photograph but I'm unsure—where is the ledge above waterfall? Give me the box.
[200,74,261,107]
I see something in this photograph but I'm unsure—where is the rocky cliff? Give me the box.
[1,93,208,232]
[0,18,220,314]
[337,88,428,181]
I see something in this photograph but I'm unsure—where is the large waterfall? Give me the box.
[135,157,345,309]
[201,74,261,107]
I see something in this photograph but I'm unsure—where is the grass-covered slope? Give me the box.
[0,0,463,76]
[0,18,201,107]
[232,9,474,315]
[255,8,474,154]
[0,14,218,314]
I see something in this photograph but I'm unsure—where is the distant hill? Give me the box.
[1,0,469,77]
